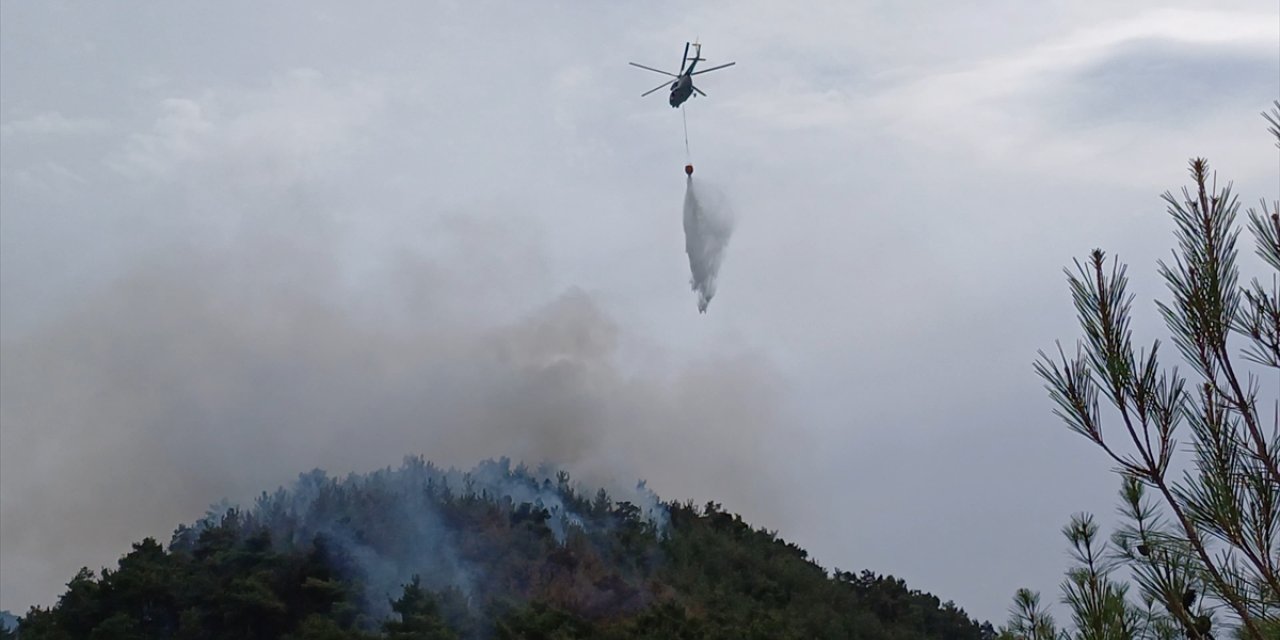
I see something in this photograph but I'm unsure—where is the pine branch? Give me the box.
[1264,100,1280,150]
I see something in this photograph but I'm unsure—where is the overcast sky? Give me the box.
[2,0,1277,624]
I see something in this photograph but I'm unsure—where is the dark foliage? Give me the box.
[14,459,987,639]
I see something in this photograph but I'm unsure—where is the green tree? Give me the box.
[1058,512,1171,640]
[283,614,377,640]
[1030,103,1280,639]
[1005,588,1061,640]
[88,613,146,640]
[382,576,458,640]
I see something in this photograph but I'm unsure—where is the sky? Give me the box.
[1,0,1277,625]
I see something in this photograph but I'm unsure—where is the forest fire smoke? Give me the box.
[175,456,670,619]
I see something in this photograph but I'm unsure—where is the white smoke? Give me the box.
[682,177,735,313]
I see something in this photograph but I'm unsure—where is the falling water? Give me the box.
[682,177,734,313]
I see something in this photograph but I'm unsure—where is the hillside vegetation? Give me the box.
[8,457,990,639]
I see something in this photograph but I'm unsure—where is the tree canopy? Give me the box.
[13,458,989,639]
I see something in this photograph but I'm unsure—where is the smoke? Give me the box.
[177,456,668,618]
[682,177,735,313]
[0,229,784,613]
[0,64,780,614]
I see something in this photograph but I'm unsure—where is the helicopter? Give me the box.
[629,41,735,108]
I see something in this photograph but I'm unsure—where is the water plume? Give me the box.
[682,177,734,313]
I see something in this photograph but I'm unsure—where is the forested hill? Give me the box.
[9,457,992,639]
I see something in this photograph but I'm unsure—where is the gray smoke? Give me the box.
[682,177,735,313]
[0,231,784,613]
[184,455,668,619]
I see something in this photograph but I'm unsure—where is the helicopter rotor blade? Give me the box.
[680,42,690,74]
[629,62,678,77]
[692,85,707,97]
[641,80,674,97]
[690,62,735,76]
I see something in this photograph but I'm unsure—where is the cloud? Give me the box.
[871,8,1279,181]
[5,161,89,196]
[107,98,214,179]
[1053,39,1279,127]
[108,70,387,188]
[0,112,109,138]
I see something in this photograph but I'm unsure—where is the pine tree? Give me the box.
[382,576,458,640]
[1028,103,1280,639]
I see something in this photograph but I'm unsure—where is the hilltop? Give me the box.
[8,457,992,639]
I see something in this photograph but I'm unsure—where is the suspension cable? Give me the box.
[682,106,690,160]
